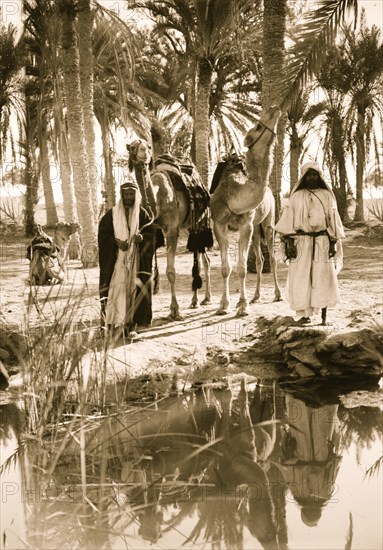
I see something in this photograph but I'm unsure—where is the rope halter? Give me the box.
[246,120,277,150]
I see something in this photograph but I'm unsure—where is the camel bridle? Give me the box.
[246,121,276,150]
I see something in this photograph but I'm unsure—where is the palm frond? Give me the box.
[278,0,358,109]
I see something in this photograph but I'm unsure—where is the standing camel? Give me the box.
[127,141,212,319]
[210,105,282,316]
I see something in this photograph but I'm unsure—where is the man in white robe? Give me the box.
[275,161,345,324]
[278,394,342,528]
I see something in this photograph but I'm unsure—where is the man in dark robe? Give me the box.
[98,180,155,337]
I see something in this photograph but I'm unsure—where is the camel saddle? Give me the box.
[210,152,246,194]
[26,226,60,261]
[154,154,210,217]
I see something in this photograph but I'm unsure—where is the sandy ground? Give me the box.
[1,223,382,383]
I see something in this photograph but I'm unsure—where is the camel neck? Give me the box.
[134,164,157,216]
[227,178,268,215]
[225,158,269,215]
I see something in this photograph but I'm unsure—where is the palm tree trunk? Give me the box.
[289,127,302,192]
[23,93,39,236]
[61,0,97,267]
[58,124,76,223]
[262,0,287,218]
[195,58,212,187]
[354,109,365,221]
[77,0,99,226]
[59,128,81,258]
[100,123,115,209]
[24,158,39,237]
[332,115,349,221]
[38,113,58,226]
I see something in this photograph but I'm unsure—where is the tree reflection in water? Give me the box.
[5,375,382,550]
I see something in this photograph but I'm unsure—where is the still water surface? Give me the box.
[1,378,382,550]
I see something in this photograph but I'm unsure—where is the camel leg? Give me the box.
[29,252,39,285]
[250,225,263,303]
[236,220,253,316]
[216,386,233,441]
[165,230,182,320]
[200,251,212,305]
[215,224,232,315]
[238,378,257,460]
[46,258,64,285]
[264,225,282,302]
[249,383,276,463]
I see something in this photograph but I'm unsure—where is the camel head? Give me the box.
[244,105,281,151]
[53,222,80,238]
[50,222,81,249]
[127,139,153,171]
[32,223,45,236]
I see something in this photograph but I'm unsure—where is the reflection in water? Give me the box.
[0,403,27,550]
[278,396,342,528]
[0,379,382,549]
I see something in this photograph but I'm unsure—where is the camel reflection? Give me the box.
[104,381,345,547]
[10,374,368,550]
[102,380,281,549]
[213,381,279,549]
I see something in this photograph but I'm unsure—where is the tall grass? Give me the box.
[365,198,383,223]
[2,273,382,549]
[0,195,24,228]
[10,282,126,548]
[2,277,191,548]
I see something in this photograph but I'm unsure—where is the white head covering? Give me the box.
[292,160,336,200]
[300,160,324,179]
[105,181,142,328]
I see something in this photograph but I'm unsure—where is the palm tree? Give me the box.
[301,13,383,223]
[265,0,365,214]
[20,82,39,235]
[139,0,361,201]
[77,0,98,224]
[23,0,82,247]
[337,15,383,221]
[278,0,359,109]
[207,50,262,162]
[262,0,287,217]
[92,14,147,210]
[304,96,351,220]
[60,0,97,266]
[144,43,262,164]
[134,0,263,186]
[286,89,310,191]
[22,0,60,226]
[0,23,24,182]
[308,47,353,220]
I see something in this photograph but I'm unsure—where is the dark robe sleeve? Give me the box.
[138,208,156,274]
[133,208,156,327]
[98,209,117,301]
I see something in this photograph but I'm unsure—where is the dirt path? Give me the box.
[1,223,382,382]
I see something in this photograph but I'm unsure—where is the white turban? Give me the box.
[291,160,335,200]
